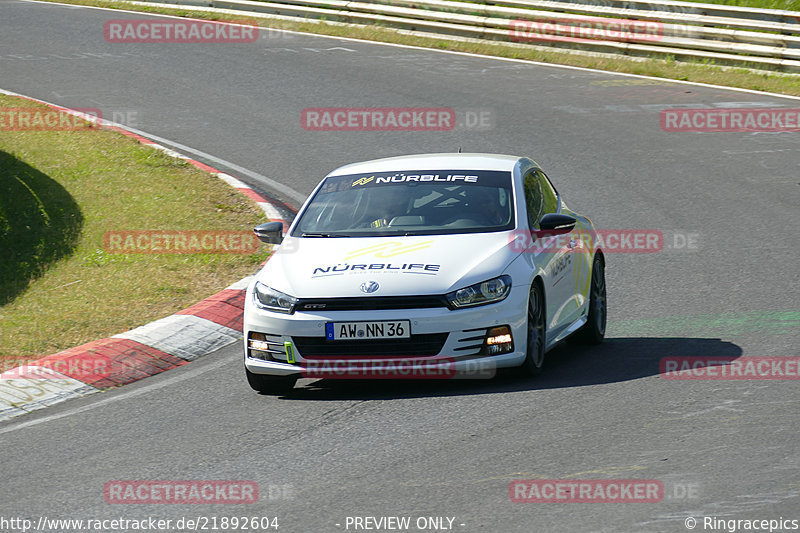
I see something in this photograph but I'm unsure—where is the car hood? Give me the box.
[257,233,517,298]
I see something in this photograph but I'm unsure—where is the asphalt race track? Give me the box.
[1,1,799,531]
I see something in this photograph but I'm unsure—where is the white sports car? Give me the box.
[243,153,606,393]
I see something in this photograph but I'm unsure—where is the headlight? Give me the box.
[253,281,297,314]
[446,275,512,309]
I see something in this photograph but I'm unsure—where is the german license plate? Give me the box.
[325,320,411,340]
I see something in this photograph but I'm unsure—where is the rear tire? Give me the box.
[519,281,546,377]
[577,255,606,344]
[246,369,297,394]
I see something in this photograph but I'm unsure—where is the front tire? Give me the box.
[519,281,546,376]
[577,255,606,344]
[246,369,297,394]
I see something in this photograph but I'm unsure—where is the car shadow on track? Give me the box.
[279,336,743,401]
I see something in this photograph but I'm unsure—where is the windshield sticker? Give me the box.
[321,169,511,193]
[370,173,478,184]
[351,176,375,186]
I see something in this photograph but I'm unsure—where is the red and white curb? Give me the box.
[0,89,297,422]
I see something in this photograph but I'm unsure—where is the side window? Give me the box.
[523,170,543,229]
[537,170,559,215]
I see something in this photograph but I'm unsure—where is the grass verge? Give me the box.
[38,0,800,97]
[487,0,800,10]
[0,94,269,364]
[671,0,800,11]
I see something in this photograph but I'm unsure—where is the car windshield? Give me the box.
[292,169,515,237]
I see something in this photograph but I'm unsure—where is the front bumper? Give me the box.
[243,283,530,378]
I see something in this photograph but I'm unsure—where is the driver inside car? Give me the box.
[462,187,508,226]
[358,187,411,229]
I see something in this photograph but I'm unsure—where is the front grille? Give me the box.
[295,295,449,312]
[293,333,449,358]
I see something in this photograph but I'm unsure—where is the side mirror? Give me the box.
[254,221,284,244]
[538,213,576,235]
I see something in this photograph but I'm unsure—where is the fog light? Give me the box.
[249,339,271,351]
[248,332,276,361]
[485,326,513,355]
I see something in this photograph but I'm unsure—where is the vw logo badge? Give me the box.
[360,281,379,294]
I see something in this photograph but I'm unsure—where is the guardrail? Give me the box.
[132,0,800,72]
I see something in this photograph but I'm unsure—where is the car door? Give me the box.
[522,169,575,339]
[538,170,581,328]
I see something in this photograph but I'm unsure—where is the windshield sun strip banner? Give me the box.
[320,169,512,193]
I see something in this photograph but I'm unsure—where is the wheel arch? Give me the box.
[531,275,545,306]
[530,274,547,341]
[593,248,606,267]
